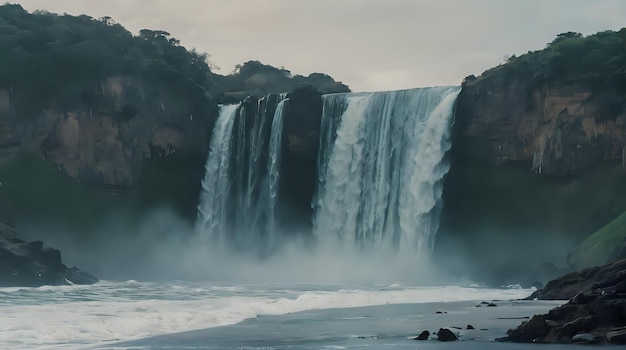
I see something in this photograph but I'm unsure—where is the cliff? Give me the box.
[438,29,626,282]
[455,78,625,176]
[2,76,216,186]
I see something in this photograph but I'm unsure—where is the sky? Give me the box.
[13,0,626,92]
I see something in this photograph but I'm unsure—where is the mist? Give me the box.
[434,224,577,287]
[18,205,460,286]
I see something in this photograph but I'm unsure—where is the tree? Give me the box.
[549,31,582,46]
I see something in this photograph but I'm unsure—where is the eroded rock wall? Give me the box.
[438,74,626,282]
[0,76,217,186]
[457,78,626,175]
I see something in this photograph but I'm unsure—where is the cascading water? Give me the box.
[313,86,461,254]
[196,103,240,244]
[267,98,288,236]
[196,94,289,251]
[197,87,459,257]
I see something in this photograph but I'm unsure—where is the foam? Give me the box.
[0,281,533,349]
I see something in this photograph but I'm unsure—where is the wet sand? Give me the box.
[109,299,576,349]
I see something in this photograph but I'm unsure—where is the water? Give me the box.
[196,104,240,244]
[196,94,288,251]
[267,97,288,238]
[0,281,549,349]
[314,87,461,253]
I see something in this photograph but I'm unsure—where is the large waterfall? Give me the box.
[196,94,288,252]
[313,86,461,254]
[196,86,460,257]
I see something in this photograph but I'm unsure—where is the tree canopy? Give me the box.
[213,60,350,101]
[0,4,219,113]
[0,4,350,114]
[470,28,626,93]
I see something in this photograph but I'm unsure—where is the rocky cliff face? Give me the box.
[0,76,217,187]
[457,77,626,175]
[438,71,626,282]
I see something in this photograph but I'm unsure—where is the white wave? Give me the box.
[0,281,532,349]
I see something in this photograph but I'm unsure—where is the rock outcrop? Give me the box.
[0,225,98,287]
[502,258,626,344]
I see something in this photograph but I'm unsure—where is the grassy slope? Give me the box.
[572,211,626,268]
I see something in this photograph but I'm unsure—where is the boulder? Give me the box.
[414,330,430,340]
[436,328,458,342]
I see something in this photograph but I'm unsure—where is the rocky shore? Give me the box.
[501,258,626,344]
[0,225,98,287]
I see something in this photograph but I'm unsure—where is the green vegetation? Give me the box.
[215,60,350,102]
[0,4,217,115]
[0,4,349,113]
[571,210,626,269]
[468,28,626,94]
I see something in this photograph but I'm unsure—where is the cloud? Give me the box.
[14,0,626,91]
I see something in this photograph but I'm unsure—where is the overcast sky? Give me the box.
[14,0,626,92]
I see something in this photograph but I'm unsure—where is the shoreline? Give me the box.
[111,299,567,349]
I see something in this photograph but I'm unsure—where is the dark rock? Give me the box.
[436,328,458,342]
[487,303,497,307]
[607,327,626,344]
[0,234,98,287]
[506,315,551,343]
[594,299,625,327]
[66,266,99,285]
[357,335,378,339]
[467,325,475,330]
[414,330,430,340]
[528,259,626,300]
[561,316,594,338]
[504,258,626,344]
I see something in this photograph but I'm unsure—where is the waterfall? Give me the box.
[313,86,460,253]
[196,94,288,251]
[196,103,240,243]
[267,98,288,235]
[197,86,459,256]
